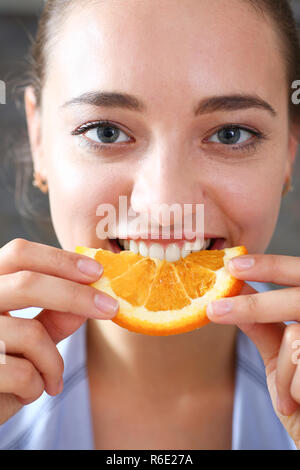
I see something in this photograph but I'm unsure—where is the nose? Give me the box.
[130,143,204,228]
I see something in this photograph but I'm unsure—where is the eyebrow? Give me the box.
[61,91,277,117]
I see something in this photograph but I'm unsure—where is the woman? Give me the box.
[0,0,299,450]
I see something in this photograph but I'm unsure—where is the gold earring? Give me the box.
[32,171,48,194]
[281,176,294,197]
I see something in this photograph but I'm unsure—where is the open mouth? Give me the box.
[108,237,226,262]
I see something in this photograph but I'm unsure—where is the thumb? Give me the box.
[35,309,87,345]
[236,283,285,376]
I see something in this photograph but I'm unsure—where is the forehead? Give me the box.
[46,0,286,112]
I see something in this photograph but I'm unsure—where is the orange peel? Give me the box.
[76,245,247,336]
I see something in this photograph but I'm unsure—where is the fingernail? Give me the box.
[77,259,103,277]
[94,293,119,317]
[207,299,233,316]
[228,256,255,271]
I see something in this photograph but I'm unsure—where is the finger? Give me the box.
[226,283,294,416]
[226,253,300,287]
[290,360,300,408]
[0,355,44,404]
[36,309,87,345]
[0,271,119,320]
[0,238,103,283]
[275,324,300,416]
[211,282,285,379]
[237,282,258,296]
[211,282,282,369]
[0,394,23,425]
[0,316,64,395]
[206,287,300,324]
[237,321,285,376]
[237,321,286,418]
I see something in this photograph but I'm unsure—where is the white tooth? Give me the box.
[165,243,181,262]
[190,239,205,251]
[138,241,149,257]
[129,239,139,254]
[149,243,165,260]
[124,240,130,250]
[181,246,191,259]
[184,241,192,250]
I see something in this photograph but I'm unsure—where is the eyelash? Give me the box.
[205,124,267,153]
[71,120,132,152]
[71,120,267,153]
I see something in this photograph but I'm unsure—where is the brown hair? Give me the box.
[9,0,300,219]
[28,0,300,119]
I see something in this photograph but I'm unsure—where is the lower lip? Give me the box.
[109,237,226,253]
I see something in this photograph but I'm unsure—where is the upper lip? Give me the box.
[114,234,223,242]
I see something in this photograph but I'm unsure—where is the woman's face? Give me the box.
[26,0,296,254]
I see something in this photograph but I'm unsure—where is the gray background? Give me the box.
[0,0,299,270]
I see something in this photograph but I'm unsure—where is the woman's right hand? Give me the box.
[0,238,119,425]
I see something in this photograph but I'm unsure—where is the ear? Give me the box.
[285,120,300,181]
[24,86,47,179]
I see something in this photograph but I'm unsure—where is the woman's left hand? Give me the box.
[206,253,300,449]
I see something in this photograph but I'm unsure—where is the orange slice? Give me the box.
[75,245,247,336]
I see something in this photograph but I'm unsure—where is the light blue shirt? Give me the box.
[0,282,297,450]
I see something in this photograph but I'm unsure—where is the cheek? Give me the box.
[216,161,283,252]
[45,153,130,250]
